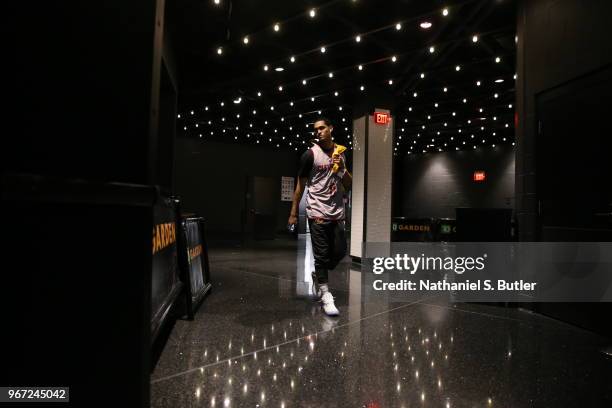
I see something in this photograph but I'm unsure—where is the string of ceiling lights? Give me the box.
[221,49,515,115]
[180,0,515,155]
[178,81,514,153]
[211,0,476,60]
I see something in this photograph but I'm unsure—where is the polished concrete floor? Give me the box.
[151,236,612,407]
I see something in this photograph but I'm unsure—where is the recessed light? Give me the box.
[396,23,402,30]
[290,56,295,63]
[216,47,223,55]
[309,8,316,18]
[320,47,326,53]
[442,8,449,16]
[495,78,504,83]
[420,22,432,29]
[273,23,280,32]
[472,35,478,43]
[243,36,249,44]
[263,65,269,71]
[355,35,361,42]
[275,67,284,72]
[429,46,435,53]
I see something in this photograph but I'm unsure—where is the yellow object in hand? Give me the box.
[331,144,347,173]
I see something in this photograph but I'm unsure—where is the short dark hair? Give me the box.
[313,117,333,127]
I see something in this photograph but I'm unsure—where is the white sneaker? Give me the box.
[320,292,339,316]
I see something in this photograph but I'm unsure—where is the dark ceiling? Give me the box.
[168,0,517,155]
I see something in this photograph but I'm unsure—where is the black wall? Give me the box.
[516,0,612,337]
[516,0,612,241]
[394,145,515,219]
[4,1,175,405]
[174,138,299,241]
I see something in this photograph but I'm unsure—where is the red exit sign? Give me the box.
[473,171,486,182]
[374,112,390,125]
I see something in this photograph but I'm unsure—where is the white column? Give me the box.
[350,109,393,259]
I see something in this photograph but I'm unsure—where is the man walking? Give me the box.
[288,117,352,316]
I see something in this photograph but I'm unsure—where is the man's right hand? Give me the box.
[288,214,298,226]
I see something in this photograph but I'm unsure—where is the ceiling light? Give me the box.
[220,101,224,106]
[420,73,425,78]
[413,92,418,98]
[429,46,435,53]
[420,22,432,29]
[328,72,333,78]
[355,35,361,42]
[216,47,223,55]
[290,56,295,63]
[275,67,284,72]
[495,78,504,83]
[476,81,481,86]
[472,35,478,43]
[243,36,249,44]
[388,79,393,85]
[311,97,315,102]
[257,92,261,97]
[455,65,461,71]
[443,87,448,92]
[360,85,365,91]
[273,23,280,32]
[214,0,220,5]
[309,8,316,18]
[391,55,397,62]
[302,79,307,85]
[263,65,269,71]
[396,23,402,30]
[334,91,339,96]
[358,65,363,70]
[495,57,501,63]
[442,8,449,16]
[278,86,283,91]
[320,47,326,53]
[233,97,241,104]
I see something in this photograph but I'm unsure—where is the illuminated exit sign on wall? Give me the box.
[473,171,486,182]
[374,112,390,125]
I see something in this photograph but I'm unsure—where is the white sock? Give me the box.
[319,284,329,294]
